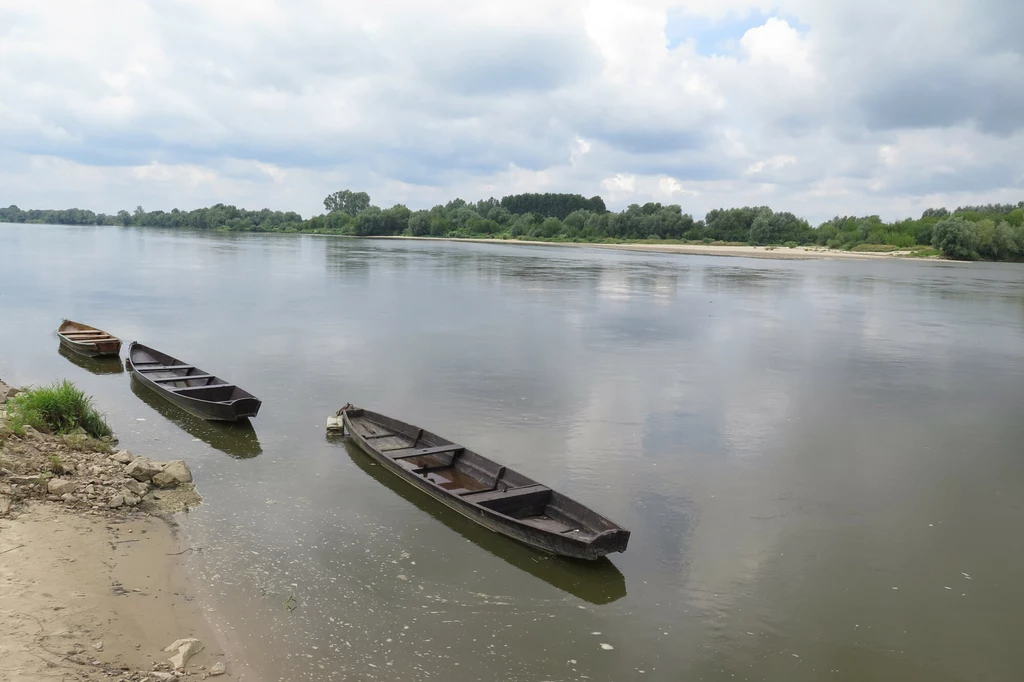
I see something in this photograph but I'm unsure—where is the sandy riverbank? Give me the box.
[367,235,930,261]
[0,504,224,681]
[0,379,233,681]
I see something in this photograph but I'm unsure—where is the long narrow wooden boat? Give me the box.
[126,342,261,421]
[341,406,630,560]
[343,440,627,603]
[57,319,122,357]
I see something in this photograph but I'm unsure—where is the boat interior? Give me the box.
[348,414,602,540]
[60,322,119,344]
[131,347,247,401]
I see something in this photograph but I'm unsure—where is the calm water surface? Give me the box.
[2,224,1024,682]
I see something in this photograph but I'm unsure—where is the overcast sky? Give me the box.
[1,0,1022,222]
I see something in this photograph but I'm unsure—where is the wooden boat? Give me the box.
[57,319,122,357]
[341,406,630,560]
[126,342,261,421]
[130,375,263,458]
[343,440,627,603]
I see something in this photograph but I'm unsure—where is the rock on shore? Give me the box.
[0,384,201,517]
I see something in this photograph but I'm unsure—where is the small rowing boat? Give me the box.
[126,342,261,421]
[340,406,630,560]
[57,319,122,357]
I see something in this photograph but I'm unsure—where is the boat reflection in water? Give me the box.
[58,345,125,375]
[341,439,627,605]
[129,375,262,459]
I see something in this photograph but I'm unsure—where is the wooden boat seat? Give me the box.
[392,444,464,460]
[136,365,195,372]
[400,453,457,470]
[463,484,552,516]
[462,483,549,503]
[153,374,215,383]
[169,384,233,394]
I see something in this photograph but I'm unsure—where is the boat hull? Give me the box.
[57,320,122,357]
[126,342,261,422]
[343,409,629,560]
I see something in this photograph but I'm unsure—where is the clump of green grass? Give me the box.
[6,380,112,439]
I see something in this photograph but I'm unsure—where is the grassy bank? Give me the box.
[5,380,112,438]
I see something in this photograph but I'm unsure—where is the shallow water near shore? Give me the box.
[3,223,1024,681]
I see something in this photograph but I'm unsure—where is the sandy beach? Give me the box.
[0,505,222,681]
[1,379,233,681]
[367,235,930,261]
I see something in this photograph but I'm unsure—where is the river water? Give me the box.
[2,223,1024,682]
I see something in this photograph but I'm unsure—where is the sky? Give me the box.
[1,0,1022,223]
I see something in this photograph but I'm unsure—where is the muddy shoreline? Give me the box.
[0,378,234,681]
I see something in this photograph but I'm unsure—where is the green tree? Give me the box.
[382,204,411,235]
[354,206,384,236]
[978,220,1020,260]
[749,209,781,244]
[407,210,431,236]
[324,190,371,216]
[931,217,979,260]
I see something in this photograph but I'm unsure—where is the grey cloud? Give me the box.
[585,127,705,155]
[414,28,601,95]
[882,163,1023,196]
[862,59,1024,135]
[801,0,1024,134]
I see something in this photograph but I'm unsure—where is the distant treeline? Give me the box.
[3,192,1023,261]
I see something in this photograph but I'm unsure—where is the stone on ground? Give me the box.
[161,460,193,484]
[110,450,135,464]
[163,637,204,670]
[124,479,149,496]
[151,471,179,489]
[47,478,76,495]
[125,457,163,481]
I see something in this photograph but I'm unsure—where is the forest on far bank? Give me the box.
[3,191,1023,261]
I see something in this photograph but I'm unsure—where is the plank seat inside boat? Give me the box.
[167,384,237,400]
[152,374,215,383]
[395,452,456,470]
[136,364,195,372]
[461,483,550,504]
[392,444,464,459]
[465,484,552,517]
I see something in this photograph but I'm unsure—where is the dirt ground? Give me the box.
[0,504,225,681]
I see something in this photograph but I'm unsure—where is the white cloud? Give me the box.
[740,18,813,78]
[602,173,638,193]
[0,0,1021,222]
[658,176,696,197]
[747,154,797,174]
